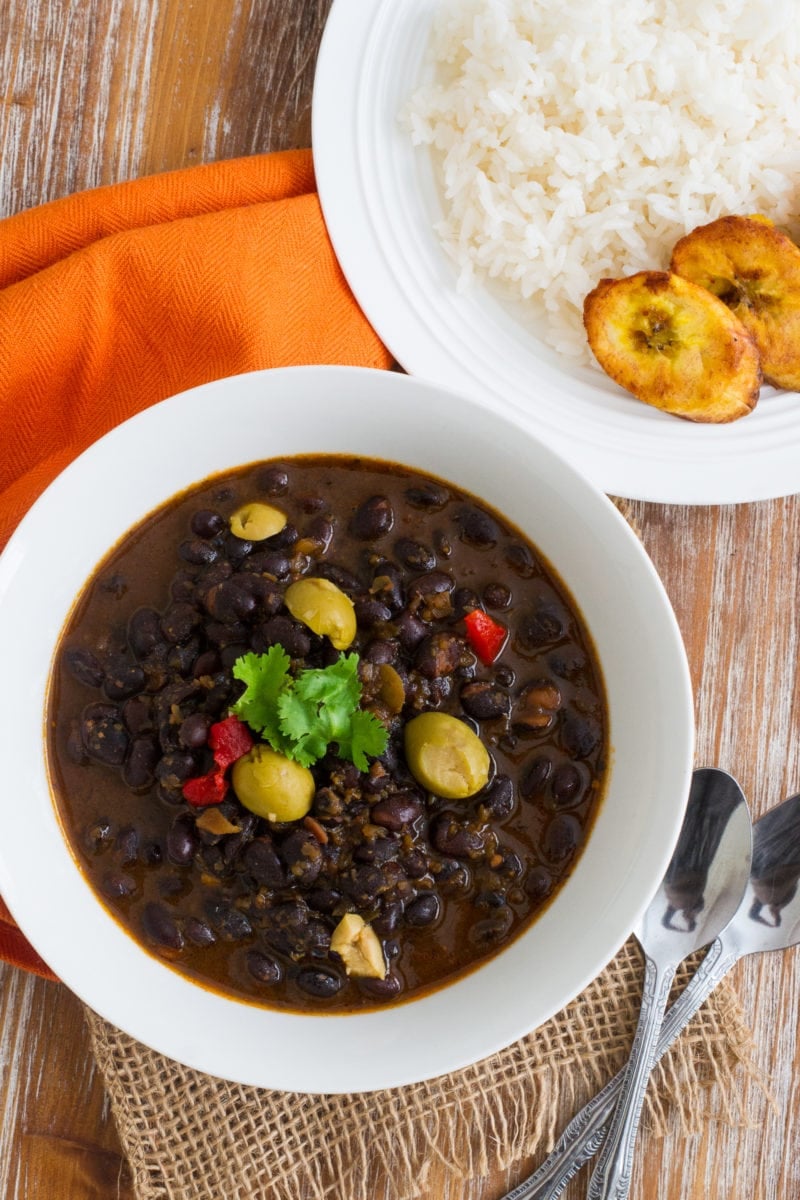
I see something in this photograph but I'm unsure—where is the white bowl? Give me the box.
[0,366,693,1092]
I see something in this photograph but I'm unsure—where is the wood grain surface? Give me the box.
[1,2,799,1198]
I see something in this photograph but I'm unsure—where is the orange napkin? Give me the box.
[0,148,391,982]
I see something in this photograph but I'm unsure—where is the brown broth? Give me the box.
[47,456,608,1012]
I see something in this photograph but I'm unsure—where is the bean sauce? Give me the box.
[47,456,607,1012]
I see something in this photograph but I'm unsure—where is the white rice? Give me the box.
[405,0,800,365]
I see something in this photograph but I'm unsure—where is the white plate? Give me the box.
[312,0,800,504]
[0,367,693,1091]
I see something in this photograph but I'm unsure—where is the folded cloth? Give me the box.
[0,149,391,980]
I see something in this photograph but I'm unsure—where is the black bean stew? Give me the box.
[47,456,608,1012]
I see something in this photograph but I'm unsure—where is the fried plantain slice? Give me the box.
[671,215,800,390]
[583,271,761,422]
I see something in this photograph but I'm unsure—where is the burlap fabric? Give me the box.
[84,937,763,1200]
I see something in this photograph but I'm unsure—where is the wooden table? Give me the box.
[2,2,799,1197]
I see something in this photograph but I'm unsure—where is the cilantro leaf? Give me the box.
[337,709,390,771]
[231,648,389,770]
[231,647,292,752]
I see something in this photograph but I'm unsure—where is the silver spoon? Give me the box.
[503,766,752,1200]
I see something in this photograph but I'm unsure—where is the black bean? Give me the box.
[415,632,464,679]
[401,850,429,879]
[548,644,587,678]
[209,905,253,941]
[243,837,285,888]
[142,902,184,951]
[520,755,552,799]
[206,620,248,649]
[246,950,283,984]
[81,704,129,766]
[155,752,196,785]
[460,681,510,720]
[350,495,394,540]
[476,889,507,909]
[452,586,480,618]
[160,603,202,645]
[371,793,423,832]
[296,967,343,998]
[408,570,454,600]
[315,562,363,592]
[483,582,512,609]
[103,657,146,701]
[179,539,218,566]
[430,813,486,858]
[405,893,441,926]
[305,888,342,914]
[142,841,163,866]
[370,562,404,611]
[280,830,324,886]
[185,917,217,947]
[405,482,448,509]
[373,900,402,935]
[193,650,221,678]
[543,814,583,863]
[190,509,226,538]
[166,815,199,865]
[354,597,392,627]
[64,647,105,689]
[257,615,311,658]
[222,531,253,564]
[101,871,137,898]
[551,763,584,806]
[305,514,335,551]
[394,538,436,571]
[203,580,258,623]
[561,715,601,759]
[455,505,499,547]
[170,571,196,603]
[506,542,536,578]
[244,550,291,581]
[354,836,399,865]
[257,465,290,496]
[482,775,515,818]
[346,864,385,905]
[67,721,87,764]
[115,826,139,866]
[518,603,567,649]
[363,639,399,665]
[178,712,212,750]
[494,664,515,688]
[394,612,427,650]
[525,865,554,903]
[263,523,298,550]
[122,695,152,735]
[358,973,403,1001]
[100,572,127,598]
[468,909,513,947]
[85,819,113,850]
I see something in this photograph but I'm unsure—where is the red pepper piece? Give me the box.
[464,608,507,665]
[182,768,229,807]
[208,715,254,770]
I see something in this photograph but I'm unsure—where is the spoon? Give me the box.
[499,772,800,1200]
[502,766,752,1200]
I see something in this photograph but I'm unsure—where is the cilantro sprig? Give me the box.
[231,647,388,770]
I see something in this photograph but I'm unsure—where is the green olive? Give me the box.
[284,577,356,651]
[231,744,314,822]
[229,501,287,541]
[404,712,490,799]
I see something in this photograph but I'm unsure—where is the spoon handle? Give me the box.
[584,955,675,1200]
[500,937,739,1200]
